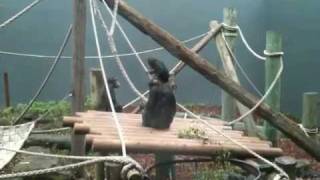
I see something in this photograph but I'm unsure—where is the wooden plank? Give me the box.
[92,139,282,157]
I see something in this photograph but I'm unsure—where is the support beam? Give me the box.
[220,8,237,124]
[263,31,282,145]
[102,0,320,160]
[213,19,258,137]
[72,0,86,114]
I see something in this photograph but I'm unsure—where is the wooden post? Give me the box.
[155,152,176,180]
[221,8,237,122]
[101,0,320,160]
[302,92,319,138]
[90,69,108,110]
[213,9,258,137]
[3,72,10,107]
[263,31,282,145]
[71,0,86,114]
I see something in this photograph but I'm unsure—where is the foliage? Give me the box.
[0,100,71,126]
[178,126,207,140]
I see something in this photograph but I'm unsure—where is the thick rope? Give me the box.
[90,0,127,157]
[0,32,207,59]
[0,146,143,179]
[101,0,150,74]
[227,51,283,125]
[95,2,147,102]
[13,25,73,125]
[222,23,266,61]
[108,0,120,36]
[0,0,42,29]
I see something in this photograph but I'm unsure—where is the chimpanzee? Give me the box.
[142,58,176,129]
[106,77,123,112]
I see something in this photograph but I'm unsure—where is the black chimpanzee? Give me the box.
[106,78,123,112]
[142,58,176,129]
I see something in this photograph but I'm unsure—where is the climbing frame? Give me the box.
[63,111,282,157]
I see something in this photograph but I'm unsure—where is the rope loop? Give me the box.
[263,50,284,57]
[298,124,319,137]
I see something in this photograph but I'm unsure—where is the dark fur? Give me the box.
[142,58,176,129]
[106,78,122,112]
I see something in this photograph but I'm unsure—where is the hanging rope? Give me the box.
[221,31,263,96]
[90,0,127,157]
[13,25,73,125]
[108,0,120,36]
[101,0,150,75]
[0,0,42,29]
[226,50,283,126]
[95,2,147,102]
[0,32,208,60]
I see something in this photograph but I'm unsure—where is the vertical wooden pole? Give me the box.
[221,8,237,122]
[155,152,176,180]
[302,92,319,138]
[263,31,282,145]
[3,72,10,107]
[90,69,108,110]
[71,0,86,177]
[72,0,86,114]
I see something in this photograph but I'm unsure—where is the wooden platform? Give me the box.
[63,111,282,157]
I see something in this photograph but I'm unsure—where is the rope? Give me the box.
[108,0,120,36]
[227,53,283,125]
[101,0,150,75]
[0,147,143,179]
[298,124,319,137]
[90,0,126,157]
[0,0,42,29]
[13,25,73,125]
[0,32,208,60]
[222,23,266,61]
[221,32,263,96]
[95,2,147,102]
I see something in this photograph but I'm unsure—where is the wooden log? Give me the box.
[212,20,258,137]
[302,92,320,138]
[71,0,86,114]
[87,135,272,148]
[220,8,237,125]
[90,69,108,110]
[102,0,320,160]
[3,72,10,107]
[263,31,282,145]
[71,129,86,156]
[171,24,222,75]
[25,134,71,150]
[92,139,283,157]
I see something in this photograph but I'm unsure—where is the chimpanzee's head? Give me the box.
[147,57,169,83]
